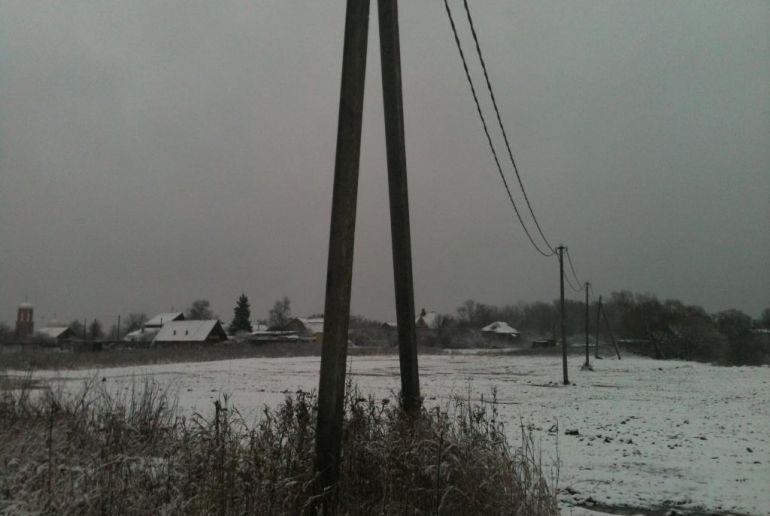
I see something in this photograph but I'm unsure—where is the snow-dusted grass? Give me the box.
[1,372,557,515]
[20,352,770,515]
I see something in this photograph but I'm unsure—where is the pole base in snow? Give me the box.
[581,363,594,371]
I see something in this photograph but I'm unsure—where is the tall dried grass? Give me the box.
[0,376,558,515]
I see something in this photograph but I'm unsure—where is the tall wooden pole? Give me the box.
[601,304,622,359]
[558,245,568,385]
[377,0,420,412]
[595,296,602,358]
[314,0,370,500]
[584,282,590,367]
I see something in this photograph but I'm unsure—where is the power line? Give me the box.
[565,247,583,290]
[564,265,583,293]
[443,0,555,257]
[461,0,555,255]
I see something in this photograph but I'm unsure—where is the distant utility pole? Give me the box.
[601,303,621,359]
[314,0,420,505]
[595,296,602,358]
[584,282,590,368]
[557,245,568,385]
[116,315,121,341]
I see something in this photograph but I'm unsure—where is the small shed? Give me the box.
[152,320,227,344]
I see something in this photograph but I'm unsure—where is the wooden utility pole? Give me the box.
[584,282,590,368]
[314,0,421,503]
[595,296,602,358]
[314,0,371,500]
[601,304,621,359]
[557,245,568,385]
[378,0,420,412]
[116,315,121,341]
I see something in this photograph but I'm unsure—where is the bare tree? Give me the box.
[123,313,148,333]
[187,299,214,320]
[88,319,104,340]
[268,296,292,330]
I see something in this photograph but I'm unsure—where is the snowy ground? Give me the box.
[27,353,770,515]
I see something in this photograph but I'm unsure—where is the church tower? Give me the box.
[15,302,34,338]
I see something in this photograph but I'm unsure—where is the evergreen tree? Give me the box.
[229,294,253,334]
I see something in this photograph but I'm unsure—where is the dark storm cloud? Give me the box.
[1,1,768,325]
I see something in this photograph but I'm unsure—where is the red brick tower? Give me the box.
[15,302,34,338]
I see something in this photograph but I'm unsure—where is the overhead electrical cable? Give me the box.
[563,262,583,293]
[461,0,555,255]
[565,247,583,290]
[443,0,555,257]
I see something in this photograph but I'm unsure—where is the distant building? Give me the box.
[248,323,301,343]
[285,317,325,343]
[152,320,227,344]
[36,326,76,341]
[415,309,441,330]
[480,321,520,345]
[123,327,160,343]
[145,312,185,329]
[15,302,34,338]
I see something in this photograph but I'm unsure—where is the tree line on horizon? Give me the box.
[1,291,767,365]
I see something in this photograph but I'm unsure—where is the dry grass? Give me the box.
[0,376,558,515]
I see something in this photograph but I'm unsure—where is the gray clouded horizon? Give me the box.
[1,1,768,327]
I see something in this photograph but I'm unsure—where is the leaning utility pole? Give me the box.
[378,0,420,412]
[601,303,622,359]
[557,245,568,384]
[595,296,602,358]
[584,281,590,368]
[314,0,371,500]
[314,0,420,503]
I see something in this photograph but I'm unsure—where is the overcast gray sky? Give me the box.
[1,0,768,327]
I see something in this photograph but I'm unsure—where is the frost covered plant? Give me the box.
[0,377,558,515]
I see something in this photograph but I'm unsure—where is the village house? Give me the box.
[480,321,520,346]
[124,312,186,342]
[285,317,325,343]
[36,326,77,341]
[145,312,185,329]
[152,320,228,344]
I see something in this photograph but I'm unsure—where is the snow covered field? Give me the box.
[33,353,769,515]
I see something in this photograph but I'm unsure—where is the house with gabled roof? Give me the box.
[145,312,185,329]
[36,326,77,341]
[481,321,520,346]
[285,317,324,343]
[152,320,227,344]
